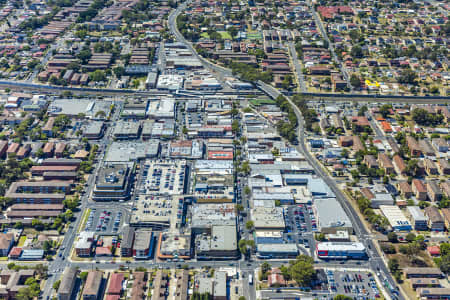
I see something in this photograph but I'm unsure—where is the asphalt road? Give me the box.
[288,42,307,93]
[307,0,352,91]
[282,87,403,300]
[41,101,123,299]
[253,81,402,299]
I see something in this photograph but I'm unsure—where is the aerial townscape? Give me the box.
[0,0,447,299]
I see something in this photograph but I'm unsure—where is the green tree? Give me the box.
[379,104,392,118]
[351,45,363,58]
[231,120,239,133]
[405,233,416,243]
[227,26,238,38]
[89,70,106,82]
[113,66,125,77]
[439,255,450,274]
[350,74,361,88]
[79,271,89,281]
[290,255,315,286]
[387,232,398,243]
[244,186,251,195]
[440,243,450,256]
[334,296,352,300]
[53,280,61,291]
[388,258,400,273]
[398,68,417,84]
[315,233,326,241]
[245,221,254,231]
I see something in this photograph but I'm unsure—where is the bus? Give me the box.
[249,274,253,285]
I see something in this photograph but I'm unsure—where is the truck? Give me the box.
[249,274,253,285]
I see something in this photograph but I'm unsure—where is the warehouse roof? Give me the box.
[316,242,365,252]
[315,198,352,229]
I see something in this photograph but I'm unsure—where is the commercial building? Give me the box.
[48,99,111,120]
[112,121,141,139]
[370,193,394,208]
[156,75,184,90]
[195,225,238,260]
[93,163,133,201]
[251,207,285,230]
[314,198,352,234]
[133,229,154,259]
[58,267,78,300]
[169,140,203,159]
[120,226,134,257]
[158,232,191,260]
[82,121,105,139]
[19,249,44,260]
[190,203,236,233]
[148,98,175,119]
[256,243,298,259]
[75,231,94,257]
[105,141,160,162]
[316,242,367,260]
[121,99,149,119]
[379,205,412,231]
[254,231,284,244]
[212,271,227,300]
[130,195,174,230]
[406,206,428,231]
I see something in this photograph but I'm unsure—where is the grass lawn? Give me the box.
[78,208,91,234]
[250,99,276,106]
[218,31,232,39]
[17,236,27,247]
[247,32,262,40]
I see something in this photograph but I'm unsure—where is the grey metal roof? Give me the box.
[315,198,352,229]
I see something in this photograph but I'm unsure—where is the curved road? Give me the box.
[283,91,403,300]
[169,1,404,299]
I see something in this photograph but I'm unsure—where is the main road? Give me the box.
[169,1,402,299]
[258,81,403,300]
[288,41,307,93]
[41,101,123,299]
[307,0,352,91]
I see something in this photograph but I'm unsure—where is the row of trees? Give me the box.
[229,62,273,84]
[352,191,389,231]
[411,108,444,126]
[275,95,298,143]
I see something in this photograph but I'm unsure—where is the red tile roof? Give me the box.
[107,273,124,295]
